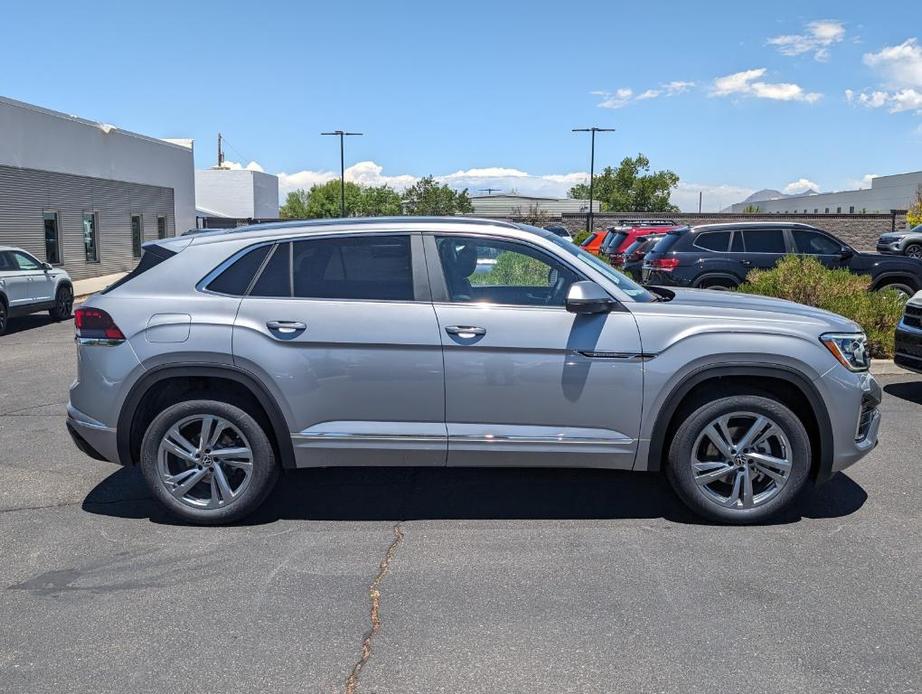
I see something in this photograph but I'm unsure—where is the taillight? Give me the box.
[74,307,125,343]
[650,258,680,271]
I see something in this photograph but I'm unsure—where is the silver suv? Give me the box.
[67,218,882,524]
[0,246,73,335]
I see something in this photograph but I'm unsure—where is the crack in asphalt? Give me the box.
[0,496,152,515]
[344,523,405,694]
[0,400,68,416]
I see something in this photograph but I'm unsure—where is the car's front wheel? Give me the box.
[49,285,73,321]
[140,400,279,524]
[905,243,922,259]
[665,395,811,524]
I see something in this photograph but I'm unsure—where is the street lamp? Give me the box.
[572,127,615,234]
[321,130,363,217]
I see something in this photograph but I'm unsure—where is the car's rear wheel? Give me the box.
[697,278,736,290]
[0,300,7,336]
[877,282,914,300]
[49,285,73,321]
[665,395,811,524]
[140,400,279,524]
[905,243,922,259]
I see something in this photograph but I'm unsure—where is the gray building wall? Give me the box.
[728,171,922,215]
[195,169,280,219]
[470,194,600,218]
[0,164,175,281]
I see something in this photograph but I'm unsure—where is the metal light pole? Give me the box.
[321,130,363,217]
[572,127,615,234]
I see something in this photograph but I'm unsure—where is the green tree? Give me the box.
[402,176,473,215]
[568,153,679,213]
[907,184,922,227]
[743,204,762,214]
[279,189,311,219]
[279,180,402,219]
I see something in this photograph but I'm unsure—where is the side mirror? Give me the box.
[565,281,615,315]
[840,247,854,259]
[41,262,53,270]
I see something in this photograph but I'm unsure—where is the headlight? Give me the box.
[820,333,870,372]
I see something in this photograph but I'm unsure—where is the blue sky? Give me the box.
[3,0,922,210]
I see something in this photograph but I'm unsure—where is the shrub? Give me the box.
[738,255,905,358]
[572,230,591,246]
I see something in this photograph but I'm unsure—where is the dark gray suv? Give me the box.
[67,218,881,525]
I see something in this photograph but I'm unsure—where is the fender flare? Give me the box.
[646,363,835,483]
[871,271,919,292]
[692,272,742,289]
[116,363,296,469]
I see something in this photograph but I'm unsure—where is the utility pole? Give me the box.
[217,132,225,168]
[698,191,703,213]
[321,130,363,217]
[572,127,615,234]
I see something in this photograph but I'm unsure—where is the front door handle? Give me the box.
[445,325,486,338]
[266,320,306,334]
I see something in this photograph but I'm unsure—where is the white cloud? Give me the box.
[220,159,265,172]
[845,173,878,189]
[783,178,820,195]
[863,38,922,88]
[710,68,822,102]
[594,81,695,108]
[845,87,922,113]
[767,20,846,61]
[275,160,417,196]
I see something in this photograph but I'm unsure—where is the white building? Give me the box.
[470,194,600,218]
[728,171,922,215]
[0,96,196,280]
[195,168,279,220]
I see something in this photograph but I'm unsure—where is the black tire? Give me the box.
[0,299,7,336]
[905,244,922,259]
[877,282,914,299]
[698,278,736,291]
[665,395,811,524]
[140,399,279,525]
[49,285,73,321]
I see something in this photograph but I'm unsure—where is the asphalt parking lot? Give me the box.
[1,315,920,694]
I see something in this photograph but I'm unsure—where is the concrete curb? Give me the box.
[870,359,911,376]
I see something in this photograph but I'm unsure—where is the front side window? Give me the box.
[292,235,413,301]
[83,212,99,262]
[742,229,785,254]
[792,229,842,255]
[12,251,41,271]
[43,211,61,264]
[436,236,579,307]
[131,214,143,258]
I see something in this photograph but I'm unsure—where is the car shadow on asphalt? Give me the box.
[1,313,65,336]
[82,465,867,527]
[883,380,922,406]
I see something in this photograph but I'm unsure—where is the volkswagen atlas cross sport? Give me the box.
[67,218,882,525]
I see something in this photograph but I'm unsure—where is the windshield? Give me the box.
[543,232,655,302]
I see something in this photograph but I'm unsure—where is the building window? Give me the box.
[157,215,167,239]
[131,214,143,258]
[824,208,829,214]
[836,207,842,213]
[850,206,855,214]
[83,212,99,262]
[43,211,61,264]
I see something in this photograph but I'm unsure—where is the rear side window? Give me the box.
[101,243,177,294]
[742,229,786,253]
[292,235,413,301]
[206,245,271,295]
[250,243,292,297]
[693,231,731,252]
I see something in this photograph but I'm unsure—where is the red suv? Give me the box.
[601,222,682,264]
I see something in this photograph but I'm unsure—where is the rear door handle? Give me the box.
[266,320,306,334]
[445,325,486,338]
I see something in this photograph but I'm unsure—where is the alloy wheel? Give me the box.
[58,287,73,317]
[0,303,6,333]
[690,411,792,509]
[906,245,922,259]
[157,414,254,509]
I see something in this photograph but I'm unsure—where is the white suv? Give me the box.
[0,246,74,335]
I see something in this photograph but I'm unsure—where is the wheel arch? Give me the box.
[646,364,835,483]
[116,364,296,470]
[871,271,919,292]
[692,272,742,289]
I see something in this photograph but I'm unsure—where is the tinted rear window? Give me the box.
[694,231,731,252]
[742,229,786,253]
[250,243,292,297]
[102,243,177,294]
[292,236,413,301]
[602,231,628,251]
[649,232,683,254]
[206,245,271,295]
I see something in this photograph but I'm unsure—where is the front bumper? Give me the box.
[876,240,903,255]
[66,404,120,464]
[895,320,922,374]
[822,371,882,479]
